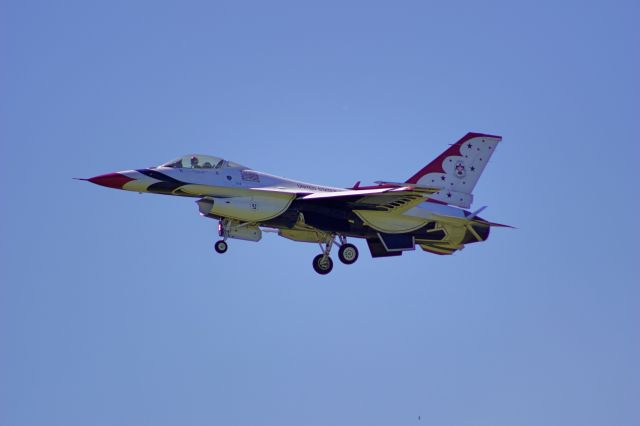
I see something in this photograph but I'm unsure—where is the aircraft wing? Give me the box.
[301,187,417,200]
[251,184,439,198]
[294,186,438,212]
[303,184,439,198]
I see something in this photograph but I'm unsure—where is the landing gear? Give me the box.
[311,235,359,275]
[214,220,228,254]
[214,240,228,254]
[313,235,335,275]
[338,243,359,265]
[312,254,333,275]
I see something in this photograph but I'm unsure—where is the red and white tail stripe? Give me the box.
[405,132,502,208]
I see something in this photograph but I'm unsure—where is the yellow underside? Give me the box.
[354,210,428,233]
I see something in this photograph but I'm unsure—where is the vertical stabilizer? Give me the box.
[405,133,502,208]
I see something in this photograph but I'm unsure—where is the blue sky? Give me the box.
[1,0,638,425]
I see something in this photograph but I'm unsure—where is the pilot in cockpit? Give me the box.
[190,156,199,168]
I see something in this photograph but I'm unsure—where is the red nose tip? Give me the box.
[87,172,135,189]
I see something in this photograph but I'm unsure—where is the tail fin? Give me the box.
[405,132,502,208]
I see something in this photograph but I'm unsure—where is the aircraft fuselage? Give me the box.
[83,133,508,273]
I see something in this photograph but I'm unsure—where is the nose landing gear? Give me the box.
[214,220,228,254]
[214,240,228,253]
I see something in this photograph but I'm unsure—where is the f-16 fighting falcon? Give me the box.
[80,132,511,274]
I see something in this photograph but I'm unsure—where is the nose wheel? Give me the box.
[214,220,229,254]
[214,240,228,254]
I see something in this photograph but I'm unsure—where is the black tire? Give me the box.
[338,243,359,265]
[214,240,228,254]
[312,254,333,275]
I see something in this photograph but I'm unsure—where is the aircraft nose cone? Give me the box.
[87,172,135,189]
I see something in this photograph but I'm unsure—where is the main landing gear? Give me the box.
[213,219,358,275]
[312,235,359,275]
[338,243,359,265]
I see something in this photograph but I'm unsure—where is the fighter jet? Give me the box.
[81,132,510,274]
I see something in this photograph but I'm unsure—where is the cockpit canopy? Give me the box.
[160,154,246,170]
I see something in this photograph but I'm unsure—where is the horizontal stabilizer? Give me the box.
[485,221,515,228]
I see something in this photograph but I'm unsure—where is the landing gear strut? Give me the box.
[214,220,228,254]
[313,235,335,275]
[311,235,359,275]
